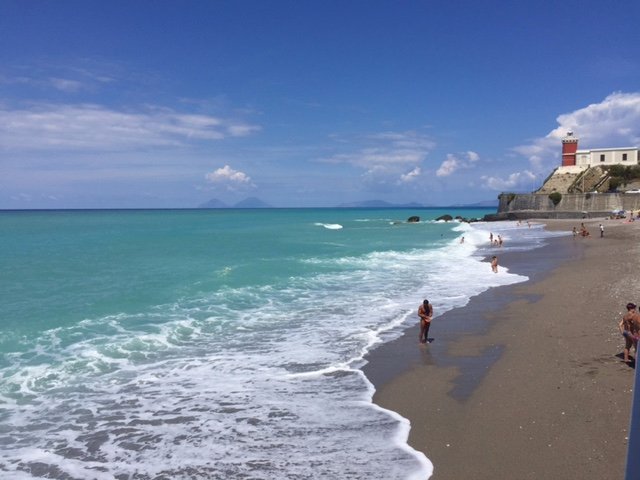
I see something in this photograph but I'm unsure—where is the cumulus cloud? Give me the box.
[514,91,640,171]
[399,167,422,183]
[205,165,255,190]
[466,151,480,162]
[436,151,479,177]
[436,155,459,177]
[0,103,261,151]
[481,170,535,190]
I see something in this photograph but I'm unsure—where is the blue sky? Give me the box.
[1,0,639,208]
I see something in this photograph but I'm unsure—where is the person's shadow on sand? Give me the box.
[615,353,636,369]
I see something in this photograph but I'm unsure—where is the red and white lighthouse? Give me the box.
[561,131,578,166]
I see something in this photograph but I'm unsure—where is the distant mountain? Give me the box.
[198,198,229,208]
[336,200,426,208]
[232,197,272,208]
[452,200,499,207]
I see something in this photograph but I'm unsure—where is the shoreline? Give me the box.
[364,218,639,479]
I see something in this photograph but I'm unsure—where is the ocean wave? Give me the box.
[314,222,343,229]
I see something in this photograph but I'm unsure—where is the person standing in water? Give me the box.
[418,299,433,344]
[491,255,499,273]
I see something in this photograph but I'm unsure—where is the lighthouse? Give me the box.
[561,131,578,166]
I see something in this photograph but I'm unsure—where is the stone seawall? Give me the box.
[486,193,640,220]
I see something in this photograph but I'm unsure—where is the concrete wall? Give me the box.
[493,192,640,219]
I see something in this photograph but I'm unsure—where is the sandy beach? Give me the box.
[365,218,640,479]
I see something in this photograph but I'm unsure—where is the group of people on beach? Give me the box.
[488,232,503,247]
[572,223,592,238]
[572,222,606,238]
[487,233,501,273]
[620,302,640,364]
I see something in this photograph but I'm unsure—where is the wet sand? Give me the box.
[364,218,639,479]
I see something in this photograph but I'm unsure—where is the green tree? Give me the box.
[548,192,562,206]
[608,165,625,178]
[609,177,621,191]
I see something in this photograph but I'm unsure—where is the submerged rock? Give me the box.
[407,216,420,223]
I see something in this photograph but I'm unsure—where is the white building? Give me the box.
[575,147,640,167]
[560,131,639,169]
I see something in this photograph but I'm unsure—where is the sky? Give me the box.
[1,0,640,209]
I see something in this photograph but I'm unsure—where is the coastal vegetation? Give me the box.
[548,192,562,206]
[605,165,640,191]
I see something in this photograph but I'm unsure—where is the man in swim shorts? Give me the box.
[418,299,433,344]
[619,302,640,363]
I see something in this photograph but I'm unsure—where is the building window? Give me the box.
[623,153,628,161]
[600,154,605,162]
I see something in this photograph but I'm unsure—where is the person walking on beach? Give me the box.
[418,299,433,344]
[599,224,604,237]
[491,255,498,273]
[619,302,640,364]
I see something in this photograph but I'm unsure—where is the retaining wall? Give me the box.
[488,193,640,220]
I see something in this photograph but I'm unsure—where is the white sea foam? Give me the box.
[314,222,343,229]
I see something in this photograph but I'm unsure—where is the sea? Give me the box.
[0,208,567,480]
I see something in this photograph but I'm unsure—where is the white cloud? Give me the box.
[49,77,85,92]
[436,151,480,177]
[330,148,426,168]
[481,170,535,190]
[0,103,261,151]
[205,165,255,190]
[323,130,434,167]
[436,155,459,177]
[322,130,435,186]
[399,167,421,183]
[514,91,640,170]
[227,124,262,137]
[367,131,436,151]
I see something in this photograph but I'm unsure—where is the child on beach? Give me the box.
[491,256,498,273]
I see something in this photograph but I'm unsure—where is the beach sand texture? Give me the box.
[366,218,639,480]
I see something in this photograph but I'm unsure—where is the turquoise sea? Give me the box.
[0,208,564,479]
